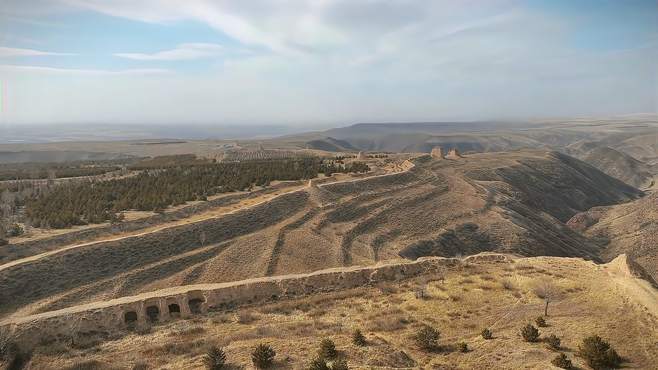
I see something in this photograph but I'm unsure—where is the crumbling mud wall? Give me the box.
[1,256,463,348]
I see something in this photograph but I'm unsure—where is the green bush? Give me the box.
[546,334,561,350]
[521,324,540,342]
[535,316,547,327]
[551,353,572,369]
[308,357,329,370]
[331,358,349,370]
[481,328,493,340]
[252,343,276,369]
[352,329,366,346]
[203,346,226,370]
[578,335,622,370]
[317,339,337,360]
[457,341,468,353]
[413,325,440,351]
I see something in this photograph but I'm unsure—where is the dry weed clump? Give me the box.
[500,278,515,290]
[169,325,206,337]
[546,334,561,350]
[317,339,337,360]
[202,346,226,370]
[479,274,496,282]
[251,343,276,369]
[520,324,540,342]
[413,325,440,351]
[143,339,207,357]
[237,310,259,324]
[377,282,399,294]
[352,329,367,346]
[551,353,573,369]
[62,360,111,370]
[366,316,409,332]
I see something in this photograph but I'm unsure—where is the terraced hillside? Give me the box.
[0,150,642,321]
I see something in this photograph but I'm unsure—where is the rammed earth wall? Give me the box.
[1,256,474,348]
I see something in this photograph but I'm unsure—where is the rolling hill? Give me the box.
[0,150,642,321]
[568,192,658,281]
[566,142,655,188]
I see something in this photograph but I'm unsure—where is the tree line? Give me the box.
[0,160,131,181]
[25,158,369,229]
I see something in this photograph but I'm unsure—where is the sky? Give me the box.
[0,0,656,127]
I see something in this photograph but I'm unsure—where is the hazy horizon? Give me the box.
[1,0,656,127]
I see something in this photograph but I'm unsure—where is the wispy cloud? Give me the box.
[0,46,76,57]
[114,43,223,61]
[2,0,655,124]
[0,64,169,75]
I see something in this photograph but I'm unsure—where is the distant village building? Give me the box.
[357,151,367,160]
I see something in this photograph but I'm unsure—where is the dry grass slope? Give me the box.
[0,150,644,321]
[9,255,656,370]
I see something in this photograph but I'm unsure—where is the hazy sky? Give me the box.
[0,0,656,126]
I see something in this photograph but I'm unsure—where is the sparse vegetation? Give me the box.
[520,324,540,342]
[535,316,547,327]
[332,358,349,370]
[414,325,440,351]
[481,328,493,340]
[457,341,469,353]
[533,280,560,316]
[551,353,573,369]
[308,357,330,370]
[351,329,366,346]
[500,278,515,290]
[317,339,337,360]
[237,310,258,324]
[202,346,227,370]
[546,334,561,350]
[578,335,622,370]
[252,343,276,369]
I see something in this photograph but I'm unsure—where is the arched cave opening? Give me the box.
[146,305,160,322]
[168,303,181,317]
[124,311,138,326]
[188,298,204,314]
